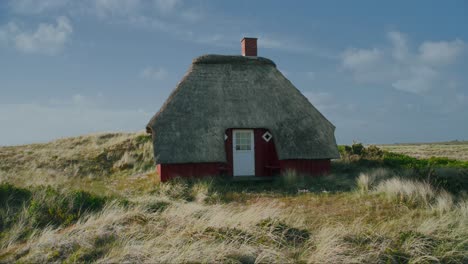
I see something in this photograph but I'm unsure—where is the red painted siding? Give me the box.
[157,163,224,182]
[279,159,331,175]
[156,128,331,181]
[254,129,280,176]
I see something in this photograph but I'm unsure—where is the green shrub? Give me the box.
[364,145,384,159]
[0,183,32,230]
[0,183,31,208]
[134,134,152,145]
[382,152,422,168]
[27,187,106,227]
[382,151,468,169]
[351,142,364,156]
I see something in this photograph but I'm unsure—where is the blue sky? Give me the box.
[1,0,467,146]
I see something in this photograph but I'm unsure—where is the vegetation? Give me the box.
[377,141,468,161]
[338,142,468,194]
[0,134,467,263]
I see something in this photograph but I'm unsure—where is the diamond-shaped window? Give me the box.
[262,131,272,142]
[224,134,228,141]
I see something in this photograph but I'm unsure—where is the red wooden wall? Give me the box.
[157,163,223,182]
[157,128,331,182]
[279,159,331,175]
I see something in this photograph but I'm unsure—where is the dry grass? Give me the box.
[1,179,466,263]
[1,134,467,263]
[0,131,155,194]
[377,142,468,161]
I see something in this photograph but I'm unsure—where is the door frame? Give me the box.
[232,129,255,176]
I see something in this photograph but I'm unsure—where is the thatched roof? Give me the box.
[147,54,340,164]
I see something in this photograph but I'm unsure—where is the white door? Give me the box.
[233,129,255,176]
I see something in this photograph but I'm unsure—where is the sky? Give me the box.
[1,0,467,146]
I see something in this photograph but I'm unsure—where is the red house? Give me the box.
[146,38,340,182]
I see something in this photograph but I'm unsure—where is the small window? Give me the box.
[235,131,251,151]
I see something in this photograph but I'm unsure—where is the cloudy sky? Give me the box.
[1,0,467,146]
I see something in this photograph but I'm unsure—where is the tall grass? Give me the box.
[1,175,467,263]
[0,132,155,188]
[375,178,436,206]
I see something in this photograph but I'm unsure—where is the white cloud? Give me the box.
[6,1,315,54]
[342,48,382,70]
[140,67,168,80]
[303,91,359,135]
[154,0,181,13]
[9,0,69,14]
[387,31,408,62]
[94,0,141,18]
[341,47,391,84]
[304,91,336,111]
[303,91,356,117]
[419,39,465,66]
[0,22,19,43]
[341,31,466,94]
[392,66,438,94]
[1,16,73,55]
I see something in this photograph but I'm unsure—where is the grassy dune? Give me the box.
[377,141,468,161]
[0,132,156,195]
[1,134,468,263]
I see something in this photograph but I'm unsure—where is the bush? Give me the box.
[0,183,32,231]
[351,142,364,156]
[27,187,106,227]
[0,183,31,208]
[339,143,384,163]
[134,134,152,145]
[364,145,384,159]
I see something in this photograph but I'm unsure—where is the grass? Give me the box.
[0,131,154,188]
[1,175,466,263]
[377,141,468,161]
[0,134,467,262]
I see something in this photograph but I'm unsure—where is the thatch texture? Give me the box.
[147,55,340,164]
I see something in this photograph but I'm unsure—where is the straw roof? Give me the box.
[147,55,339,164]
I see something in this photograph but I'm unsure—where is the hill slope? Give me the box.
[0,132,155,194]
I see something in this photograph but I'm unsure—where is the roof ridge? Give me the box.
[193,54,276,67]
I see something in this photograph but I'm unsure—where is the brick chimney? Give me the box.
[241,37,257,56]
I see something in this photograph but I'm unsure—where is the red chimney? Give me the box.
[241,37,257,56]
